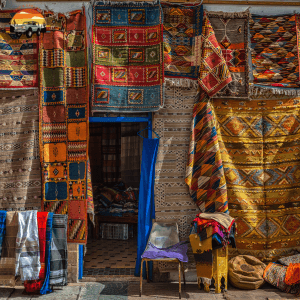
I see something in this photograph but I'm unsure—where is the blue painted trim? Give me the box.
[148,113,152,138]
[89,117,149,123]
[78,245,83,280]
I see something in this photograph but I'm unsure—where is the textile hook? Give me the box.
[137,126,160,139]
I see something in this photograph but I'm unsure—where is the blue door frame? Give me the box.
[78,113,153,279]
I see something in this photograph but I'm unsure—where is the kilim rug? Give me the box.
[211,94,300,260]
[153,83,200,272]
[0,211,18,287]
[40,10,89,243]
[185,12,231,213]
[0,10,38,89]
[207,10,250,99]
[91,1,164,113]
[0,89,41,211]
[250,14,300,95]
[162,3,203,84]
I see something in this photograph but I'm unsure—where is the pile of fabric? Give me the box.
[191,212,236,250]
[0,210,68,294]
[93,183,139,217]
[264,253,300,296]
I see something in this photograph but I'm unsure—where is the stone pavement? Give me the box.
[0,281,298,300]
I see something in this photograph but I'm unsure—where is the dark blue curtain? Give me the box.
[134,136,159,279]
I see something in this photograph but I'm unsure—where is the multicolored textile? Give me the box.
[278,254,300,266]
[264,262,300,295]
[162,3,203,82]
[24,212,48,293]
[15,211,41,281]
[185,12,231,213]
[91,1,164,112]
[207,11,250,98]
[250,14,300,94]
[0,90,41,211]
[87,158,94,225]
[0,10,38,89]
[0,211,6,259]
[212,95,300,260]
[0,211,18,287]
[40,212,53,295]
[142,241,189,262]
[40,10,89,243]
[49,214,67,286]
[197,12,232,97]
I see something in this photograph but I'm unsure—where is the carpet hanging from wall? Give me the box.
[0,10,39,89]
[0,90,41,211]
[206,10,250,99]
[40,10,89,243]
[250,14,300,95]
[162,3,203,85]
[91,1,164,113]
[185,12,231,213]
[211,94,300,261]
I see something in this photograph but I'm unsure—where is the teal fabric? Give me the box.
[134,136,159,279]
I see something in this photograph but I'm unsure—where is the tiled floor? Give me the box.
[84,238,137,269]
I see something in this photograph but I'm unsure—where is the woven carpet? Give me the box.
[40,10,88,243]
[0,10,38,89]
[91,1,164,113]
[0,90,41,211]
[212,94,300,261]
[185,12,231,213]
[162,3,203,83]
[250,14,300,94]
[153,83,199,272]
[207,11,250,98]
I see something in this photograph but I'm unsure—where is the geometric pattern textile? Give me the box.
[212,94,300,261]
[91,1,164,113]
[153,83,201,273]
[207,11,250,98]
[0,10,38,89]
[185,13,231,213]
[197,12,232,97]
[250,14,300,94]
[0,89,41,211]
[162,3,203,81]
[40,10,88,244]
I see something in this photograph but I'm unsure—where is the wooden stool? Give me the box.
[190,234,228,294]
[139,258,186,299]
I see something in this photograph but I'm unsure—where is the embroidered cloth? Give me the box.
[212,95,300,260]
[162,3,203,82]
[285,263,300,286]
[24,212,48,293]
[0,10,38,89]
[199,212,234,230]
[0,90,41,211]
[40,10,88,243]
[207,11,250,98]
[49,214,68,286]
[0,211,18,286]
[91,1,164,113]
[40,212,53,295]
[250,14,300,94]
[185,12,231,213]
[0,211,6,259]
[15,211,41,281]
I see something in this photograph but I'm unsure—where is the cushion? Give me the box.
[228,255,266,290]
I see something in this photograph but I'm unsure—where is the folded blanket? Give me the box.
[0,211,6,259]
[0,211,18,286]
[199,212,234,230]
[24,212,48,292]
[49,214,68,286]
[142,241,189,262]
[15,211,41,281]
